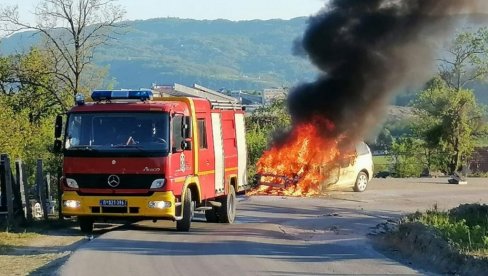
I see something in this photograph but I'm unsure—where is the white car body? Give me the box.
[322,142,374,192]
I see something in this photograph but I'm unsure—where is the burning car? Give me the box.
[253,134,373,196]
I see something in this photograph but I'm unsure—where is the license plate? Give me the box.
[99,199,127,207]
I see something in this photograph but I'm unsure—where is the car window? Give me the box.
[356,142,370,156]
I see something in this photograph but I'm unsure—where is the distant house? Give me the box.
[262,87,288,105]
[469,147,488,174]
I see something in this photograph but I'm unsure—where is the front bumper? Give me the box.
[61,191,176,219]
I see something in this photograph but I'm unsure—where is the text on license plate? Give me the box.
[99,199,127,207]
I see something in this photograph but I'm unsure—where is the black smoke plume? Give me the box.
[288,0,488,145]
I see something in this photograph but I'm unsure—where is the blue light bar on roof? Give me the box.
[91,89,153,102]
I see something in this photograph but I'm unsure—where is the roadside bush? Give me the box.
[449,204,488,228]
[246,127,269,185]
[406,204,488,255]
[389,137,425,177]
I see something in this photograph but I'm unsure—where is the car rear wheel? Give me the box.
[353,171,368,192]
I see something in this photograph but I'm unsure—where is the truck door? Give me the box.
[211,112,225,193]
[171,114,193,181]
[196,112,215,198]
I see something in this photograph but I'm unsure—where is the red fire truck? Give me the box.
[54,90,248,232]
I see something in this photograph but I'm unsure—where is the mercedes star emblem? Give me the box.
[107,175,120,188]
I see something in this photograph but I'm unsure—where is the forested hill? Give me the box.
[0,17,318,90]
[2,17,487,103]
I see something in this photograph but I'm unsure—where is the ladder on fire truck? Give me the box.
[208,100,243,110]
[151,83,244,110]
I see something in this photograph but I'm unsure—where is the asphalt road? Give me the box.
[59,178,488,275]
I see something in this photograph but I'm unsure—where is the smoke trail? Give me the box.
[289,0,488,145]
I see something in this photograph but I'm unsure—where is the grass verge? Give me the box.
[373,203,488,275]
[406,203,488,257]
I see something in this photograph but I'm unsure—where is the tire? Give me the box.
[78,217,94,233]
[205,208,219,223]
[353,171,368,192]
[176,188,193,231]
[218,185,236,223]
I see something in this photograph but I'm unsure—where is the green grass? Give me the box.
[373,155,390,175]
[475,135,488,147]
[405,204,488,257]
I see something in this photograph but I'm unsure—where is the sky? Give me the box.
[1,0,326,22]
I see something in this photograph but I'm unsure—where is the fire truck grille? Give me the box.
[66,174,162,190]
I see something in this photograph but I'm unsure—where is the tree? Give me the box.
[412,78,486,174]
[0,48,70,118]
[375,128,393,153]
[389,137,425,177]
[0,0,125,102]
[0,49,66,179]
[409,27,488,175]
[245,99,291,183]
[439,27,488,91]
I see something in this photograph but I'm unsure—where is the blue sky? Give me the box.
[2,0,326,22]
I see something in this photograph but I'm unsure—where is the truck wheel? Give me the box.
[78,217,94,233]
[205,208,219,223]
[353,171,368,192]
[218,185,236,223]
[176,188,193,231]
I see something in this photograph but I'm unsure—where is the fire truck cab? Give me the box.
[54,90,248,232]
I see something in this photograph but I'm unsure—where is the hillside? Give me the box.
[1,17,487,104]
[0,17,318,90]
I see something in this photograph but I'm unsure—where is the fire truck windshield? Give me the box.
[65,112,169,155]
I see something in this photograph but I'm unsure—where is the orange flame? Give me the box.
[249,119,342,197]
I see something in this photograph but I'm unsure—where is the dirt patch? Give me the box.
[0,224,87,275]
[372,221,488,275]
[0,219,127,275]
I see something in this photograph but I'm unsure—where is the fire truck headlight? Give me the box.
[66,178,79,188]
[150,179,165,189]
[148,201,171,209]
[63,200,81,208]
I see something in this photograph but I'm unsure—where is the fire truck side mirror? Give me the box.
[54,115,63,138]
[53,140,62,153]
[182,116,192,138]
[181,139,192,151]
